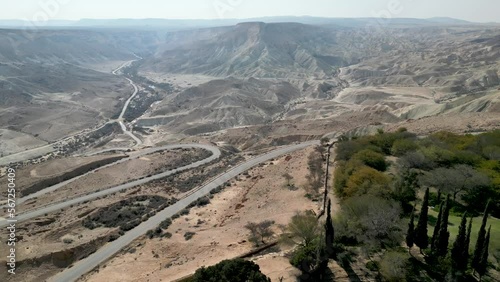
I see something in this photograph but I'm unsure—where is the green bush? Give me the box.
[379,251,410,282]
[289,240,328,278]
[184,231,196,241]
[191,258,271,282]
[353,149,388,171]
[160,218,172,229]
[391,139,418,156]
[365,260,379,271]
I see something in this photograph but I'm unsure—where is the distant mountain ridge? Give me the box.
[0,16,482,29]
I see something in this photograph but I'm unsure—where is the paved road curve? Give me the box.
[0,144,220,228]
[48,140,319,282]
[113,59,143,147]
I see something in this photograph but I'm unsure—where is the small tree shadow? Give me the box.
[341,261,362,282]
[334,247,362,282]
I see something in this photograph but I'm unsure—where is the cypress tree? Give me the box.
[324,199,334,257]
[431,199,444,252]
[463,217,473,267]
[435,195,450,257]
[476,226,491,278]
[451,213,468,270]
[436,189,442,205]
[406,205,416,249]
[415,188,430,252]
[472,201,490,270]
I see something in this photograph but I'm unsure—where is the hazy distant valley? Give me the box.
[1,21,499,157]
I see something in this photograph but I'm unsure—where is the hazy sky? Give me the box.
[1,0,499,23]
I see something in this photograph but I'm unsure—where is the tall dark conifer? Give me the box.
[324,199,334,257]
[415,188,430,252]
[476,226,491,278]
[472,201,490,270]
[451,213,468,270]
[431,199,444,252]
[463,217,473,267]
[435,195,450,257]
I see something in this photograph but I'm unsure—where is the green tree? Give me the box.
[431,200,444,253]
[476,226,491,279]
[414,188,430,253]
[353,149,388,171]
[282,211,321,248]
[436,189,442,205]
[419,165,489,201]
[463,217,473,268]
[392,169,418,213]
[284,212,328,280]
[435,195,450,257]
[344,166,391,197]
[289,239,327,279]
[191,258,271,282]
[379,251,410,282]
[324,199,335,257]
[334,195,402,253]
[472,201,490,271]
[451,213,468,270]
[406,206,415,250]
[391,138,418,156]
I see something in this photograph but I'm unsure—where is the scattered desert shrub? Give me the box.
[184,231,196,241]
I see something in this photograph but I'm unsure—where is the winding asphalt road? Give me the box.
[48,140,319,282]
[1,55,323,281]
[0,144,220,228]
[113,59,143,147]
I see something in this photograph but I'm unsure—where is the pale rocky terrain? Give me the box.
[80,146,334,282]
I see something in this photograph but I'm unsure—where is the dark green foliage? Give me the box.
[464,217,473,268]
[283,211,330,280]
[334,195,403,253]
[461,185,497,215]
[379,251,411,282]
[353,149,388,171]
[406,206,416,249]
[451,213,468,270]
[435,195,450,257]
[472,201,490,270]
[191,258,271,282]
[369,131,415,155]
[184,231,196,241]
[289,239,328,279]
[82,195,172,231]
[195,196,211,207]
[431,200,444,253]
[147,227,164,239]
[393,170,418,214]
[415,188,430,251]
[365,260,379,271]
[159,218,172,229]
[476,226,491,277]
[324,199,335,257]
[391,138,419,156]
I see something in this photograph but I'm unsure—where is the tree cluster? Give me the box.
[407,193,492,279]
